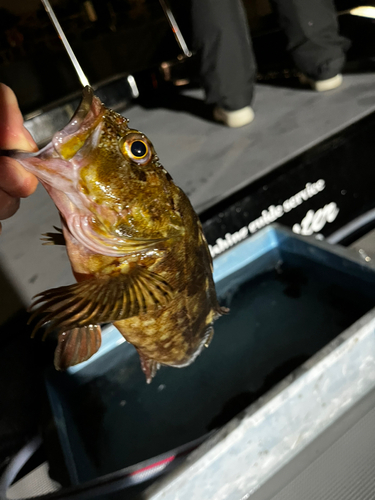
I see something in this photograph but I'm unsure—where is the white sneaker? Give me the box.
[213,105,254,128]
[300,73,343,92]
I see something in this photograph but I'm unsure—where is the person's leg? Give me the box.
[191,0,256,112]
[272,0,349,83]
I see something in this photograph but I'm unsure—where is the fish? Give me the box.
[11,86,226,382]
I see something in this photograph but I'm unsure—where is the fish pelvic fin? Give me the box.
[218,306,230,316]
[28,266,174,338]
[54,324,102,370]
[138,351,160,383]
[41,226,66,246]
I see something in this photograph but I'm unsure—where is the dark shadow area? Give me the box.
[136,81,212,122]
[0,264,56,477]
[0,309,54,476]
[0,267,24,325]
[0,1,179,114]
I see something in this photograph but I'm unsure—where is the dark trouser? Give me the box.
[272,0,349,80]
[191,0,256,111]
[190,0,349,110]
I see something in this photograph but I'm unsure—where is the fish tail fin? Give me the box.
[138,351,160,384]
[54,324,102,370]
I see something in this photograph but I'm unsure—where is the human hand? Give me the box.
[0,83,38,233]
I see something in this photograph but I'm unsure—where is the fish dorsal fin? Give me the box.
[41,226,66,246]
[54,324,102,370]
[29,266,174,337]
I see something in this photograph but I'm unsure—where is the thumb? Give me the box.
[0,83,37,152]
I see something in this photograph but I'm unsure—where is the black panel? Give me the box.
[201,111,375,257]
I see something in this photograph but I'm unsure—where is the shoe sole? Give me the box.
[300,74,343,92]
[213,106,255,128]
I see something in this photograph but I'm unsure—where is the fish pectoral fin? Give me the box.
[41,226,66,246]
[138,351,160,383]
[54,324,102,370]
[28,266,174,337]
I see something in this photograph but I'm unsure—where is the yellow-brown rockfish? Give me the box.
[12,87,225,382]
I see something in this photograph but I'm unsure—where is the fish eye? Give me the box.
[130,140,147,158]
[120,133,152,165]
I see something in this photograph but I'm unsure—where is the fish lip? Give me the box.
[68,86,94,135]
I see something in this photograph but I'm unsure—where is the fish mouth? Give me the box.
[9,86,104,221]
[10,86,99,164]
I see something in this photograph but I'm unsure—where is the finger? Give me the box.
[0,83,37,151]
[0,156,38,198]
[0,188,20,220]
